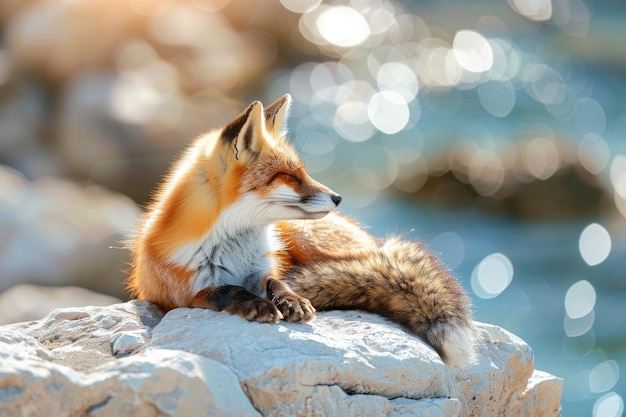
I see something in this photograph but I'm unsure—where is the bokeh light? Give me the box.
[279,0,321,14]
[522,137,560,180]
[376,62,419,103]
[565,280,596,319]
[452,30,493,73]
[579,223,611,266]
[316,6,370,48]
[589,360,620,394]
[593,392,624,417]
[367,91,409,134]
[508,0,552,21]
[563,309,594,337]
[610,155,626,200]
[430,231,465,270]
[471,253,514,299]
[578,135,610,175]
[478,79,516,118]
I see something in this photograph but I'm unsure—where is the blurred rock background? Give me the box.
[0,1,625,416]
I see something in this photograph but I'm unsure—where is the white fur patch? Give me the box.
[442,323,479,369]
[166,194,282,297]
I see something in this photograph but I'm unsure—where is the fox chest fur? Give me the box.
[167,220,280,298]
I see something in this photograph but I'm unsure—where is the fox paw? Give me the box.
[273,294,316,323]
[238,298,283,323]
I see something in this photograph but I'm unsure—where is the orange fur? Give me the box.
[127,94,478,368]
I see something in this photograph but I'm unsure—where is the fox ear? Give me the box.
[221,100,266,159]
[264,94,292,137]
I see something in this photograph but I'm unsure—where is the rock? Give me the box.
[0,284,121,325]
[3,0,286,88]
[0,301,563,416]
[4,0,143,83]
[0,166,140,298]
[514,370,565,417]
[397,138,614,220]
[151,308,458,416]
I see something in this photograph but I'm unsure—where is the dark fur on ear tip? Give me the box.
[264,94,292,136]
[264,95,289,121]
[221,101,261,144]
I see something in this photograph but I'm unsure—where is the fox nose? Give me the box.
[331,193,342,207]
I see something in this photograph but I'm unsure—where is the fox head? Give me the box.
[211,94,341,225]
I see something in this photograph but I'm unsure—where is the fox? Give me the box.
[126,94,479,368]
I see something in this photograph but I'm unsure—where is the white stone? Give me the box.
[150,308,459,416]
[0,332,259,417]
[0,301,563,417]
[151,308,452,396]
[0,170,140,299]
[0,284,121,325]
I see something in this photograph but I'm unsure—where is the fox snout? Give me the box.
[283,179,340,221]
[303,189,341,218]
[306,179,342,214]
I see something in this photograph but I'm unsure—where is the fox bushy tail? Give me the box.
[285,238,479,368]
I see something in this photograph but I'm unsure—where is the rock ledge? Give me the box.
[0,301,562,416]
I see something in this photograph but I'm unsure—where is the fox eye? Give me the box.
[271,172,301,185]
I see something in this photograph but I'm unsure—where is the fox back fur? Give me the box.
[127,94,478,368]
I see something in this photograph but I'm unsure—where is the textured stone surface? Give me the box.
[0,301,563,416]
[151,308,458,416]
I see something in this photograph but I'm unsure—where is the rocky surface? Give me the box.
[0,166,140,298]
[0,284,121,325]
[0,300,563,417]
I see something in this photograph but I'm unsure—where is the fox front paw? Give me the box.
[273,294,316,323]
[237,297,283,323]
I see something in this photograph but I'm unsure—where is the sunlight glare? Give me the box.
[280,0,322,14]
[565,280,596,319]
[376,62,419,103]
[508,0,552,21]
[579,223,611,266]
[564,309,594,337]
[316,6,370,48]
[610,155,626,199]
[523,137,559,180]
[593,392,624,417]
[367,91,410,134]
[334,100,375,142]
[589,360,620,393]
[471,253,514,299]
[578,135,610,175]
[452,30,494,73]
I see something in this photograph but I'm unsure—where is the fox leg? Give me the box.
[266,277,316,323]
[191,285,283,323]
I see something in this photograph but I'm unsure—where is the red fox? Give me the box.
[127,94,478,368]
